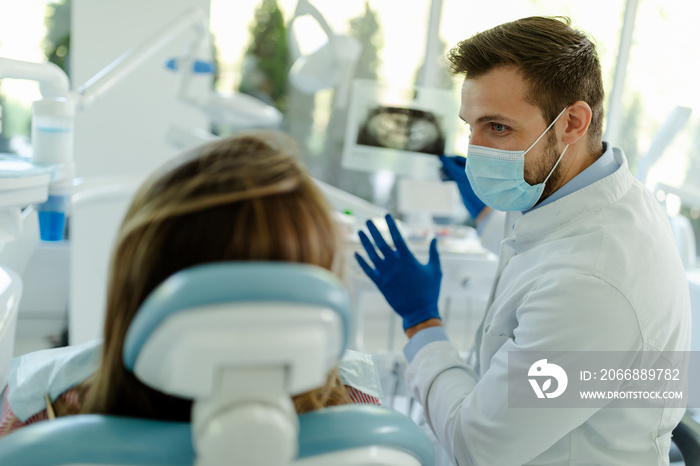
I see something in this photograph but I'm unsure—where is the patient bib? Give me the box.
[7,339,101,421]
[7,342,382,421]
[338,350,384,400]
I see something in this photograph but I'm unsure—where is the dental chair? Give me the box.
[0,262,434,466]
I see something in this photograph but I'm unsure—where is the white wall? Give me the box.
[72,0,212,181]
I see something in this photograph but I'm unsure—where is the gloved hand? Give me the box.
[354,214,442,330]
[439,155,487,220]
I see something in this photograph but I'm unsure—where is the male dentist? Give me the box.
[356,16,691,465]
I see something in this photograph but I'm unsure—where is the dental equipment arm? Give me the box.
[287,0,335,60]
[0,59,69,99]
[75,8,209,111]
[75,7,281,129]
[312,177,386,221]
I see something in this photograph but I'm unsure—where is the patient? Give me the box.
[0,130,380,436]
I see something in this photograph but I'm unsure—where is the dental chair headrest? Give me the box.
[123,261,352,372]
[118,261,355,465]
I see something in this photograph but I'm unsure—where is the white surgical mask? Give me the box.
[465,107,569,211]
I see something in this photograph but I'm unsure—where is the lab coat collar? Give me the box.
[506,146,632,248]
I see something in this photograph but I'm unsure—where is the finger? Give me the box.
[355,252,380,284]
[428,237,441,270]
[385,214,410,255]
[358,230,384,266]
[366,219,394,258]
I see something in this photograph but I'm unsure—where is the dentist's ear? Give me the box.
[561,101,592,146]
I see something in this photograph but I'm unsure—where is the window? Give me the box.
[620,0,700,259]
[0,0,62,155]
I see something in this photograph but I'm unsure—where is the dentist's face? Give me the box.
[459,66,564,189]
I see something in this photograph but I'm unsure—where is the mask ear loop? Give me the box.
[523,106,569,155]
[542,144,570,186]
[524,106,570,187]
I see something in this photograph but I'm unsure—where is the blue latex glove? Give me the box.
[439,155,487,220]
[354,214,442,330]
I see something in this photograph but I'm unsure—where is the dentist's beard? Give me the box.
[525,132,566,205]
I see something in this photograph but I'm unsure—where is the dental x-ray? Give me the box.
[342,79,459,179]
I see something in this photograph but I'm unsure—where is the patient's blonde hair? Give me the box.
[73,130,349,419]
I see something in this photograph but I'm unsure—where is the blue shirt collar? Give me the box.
[525,142,619,213]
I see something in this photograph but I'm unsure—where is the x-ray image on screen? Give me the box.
[342,79,459,179]
[356,106,446,155]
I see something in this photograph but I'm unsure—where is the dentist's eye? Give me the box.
[489,123,511,136]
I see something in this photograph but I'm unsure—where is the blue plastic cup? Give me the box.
[37,195,68,241]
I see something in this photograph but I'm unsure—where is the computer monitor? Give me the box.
[342,79,460,181]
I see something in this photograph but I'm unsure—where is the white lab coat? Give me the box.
[407,148,691,465]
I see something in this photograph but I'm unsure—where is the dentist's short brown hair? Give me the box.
[448,16,605,154]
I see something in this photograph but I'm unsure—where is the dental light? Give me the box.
[287,0,361,108]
